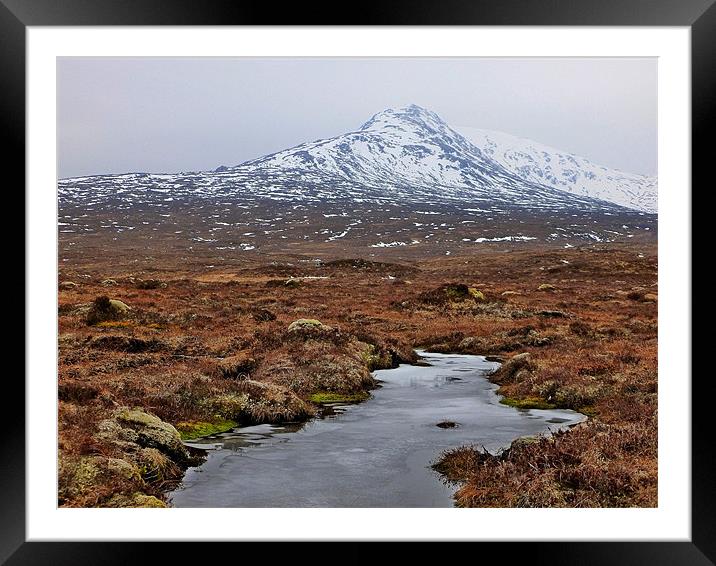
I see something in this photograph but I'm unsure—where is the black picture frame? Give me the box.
[7,0,706,562]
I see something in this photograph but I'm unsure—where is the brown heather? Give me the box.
[57,243,657,507]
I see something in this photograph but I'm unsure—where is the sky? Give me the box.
[57,57,657,179]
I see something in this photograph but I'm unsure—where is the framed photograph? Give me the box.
[10,0,708,562]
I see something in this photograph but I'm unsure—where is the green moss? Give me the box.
[176,419,237,440]
[117,408,161,427]
[499,396,556,410]
[308,391,370,404]
[468,287,486,301]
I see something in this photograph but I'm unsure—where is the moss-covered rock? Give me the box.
[58,454,144,505]
[105,492,167,508]
[86,295,131,325]
[287,318,328,332]
[115,408,190,464]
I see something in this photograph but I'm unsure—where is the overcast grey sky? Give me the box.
[57,57,657,179]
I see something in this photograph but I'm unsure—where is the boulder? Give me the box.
[105,492,167,508]
[86,296,131,325]
[115,408,190,464]
[287,318,330,333]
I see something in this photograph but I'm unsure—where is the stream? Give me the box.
[169,351,585,507]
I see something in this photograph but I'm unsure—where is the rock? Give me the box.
[287,318,330,333]
[105,457,143,482]
[101,279,118,287]
[643,293,658,302]
[109,299,130,312]
[537,284,557,291]
[115,408,191,464]
[86,296,131,325]
[59,281,79,289]
[105,492,167,508]
[501,290,520,296]
[58,455,143,502]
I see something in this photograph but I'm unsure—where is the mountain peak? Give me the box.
[359,104,448,133]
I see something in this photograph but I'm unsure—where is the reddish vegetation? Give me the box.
[58,242,657,507]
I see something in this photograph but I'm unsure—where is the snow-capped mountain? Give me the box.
[456,126,657,213]
[232,104,643,212]
[58,105,657,256]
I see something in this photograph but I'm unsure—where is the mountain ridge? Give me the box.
[455,124,656,213]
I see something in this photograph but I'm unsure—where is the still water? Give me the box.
[169,351,585,507]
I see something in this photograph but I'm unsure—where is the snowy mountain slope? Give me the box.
[58,104,657,254]
[456,126,657,213]
[233,105,625,211]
